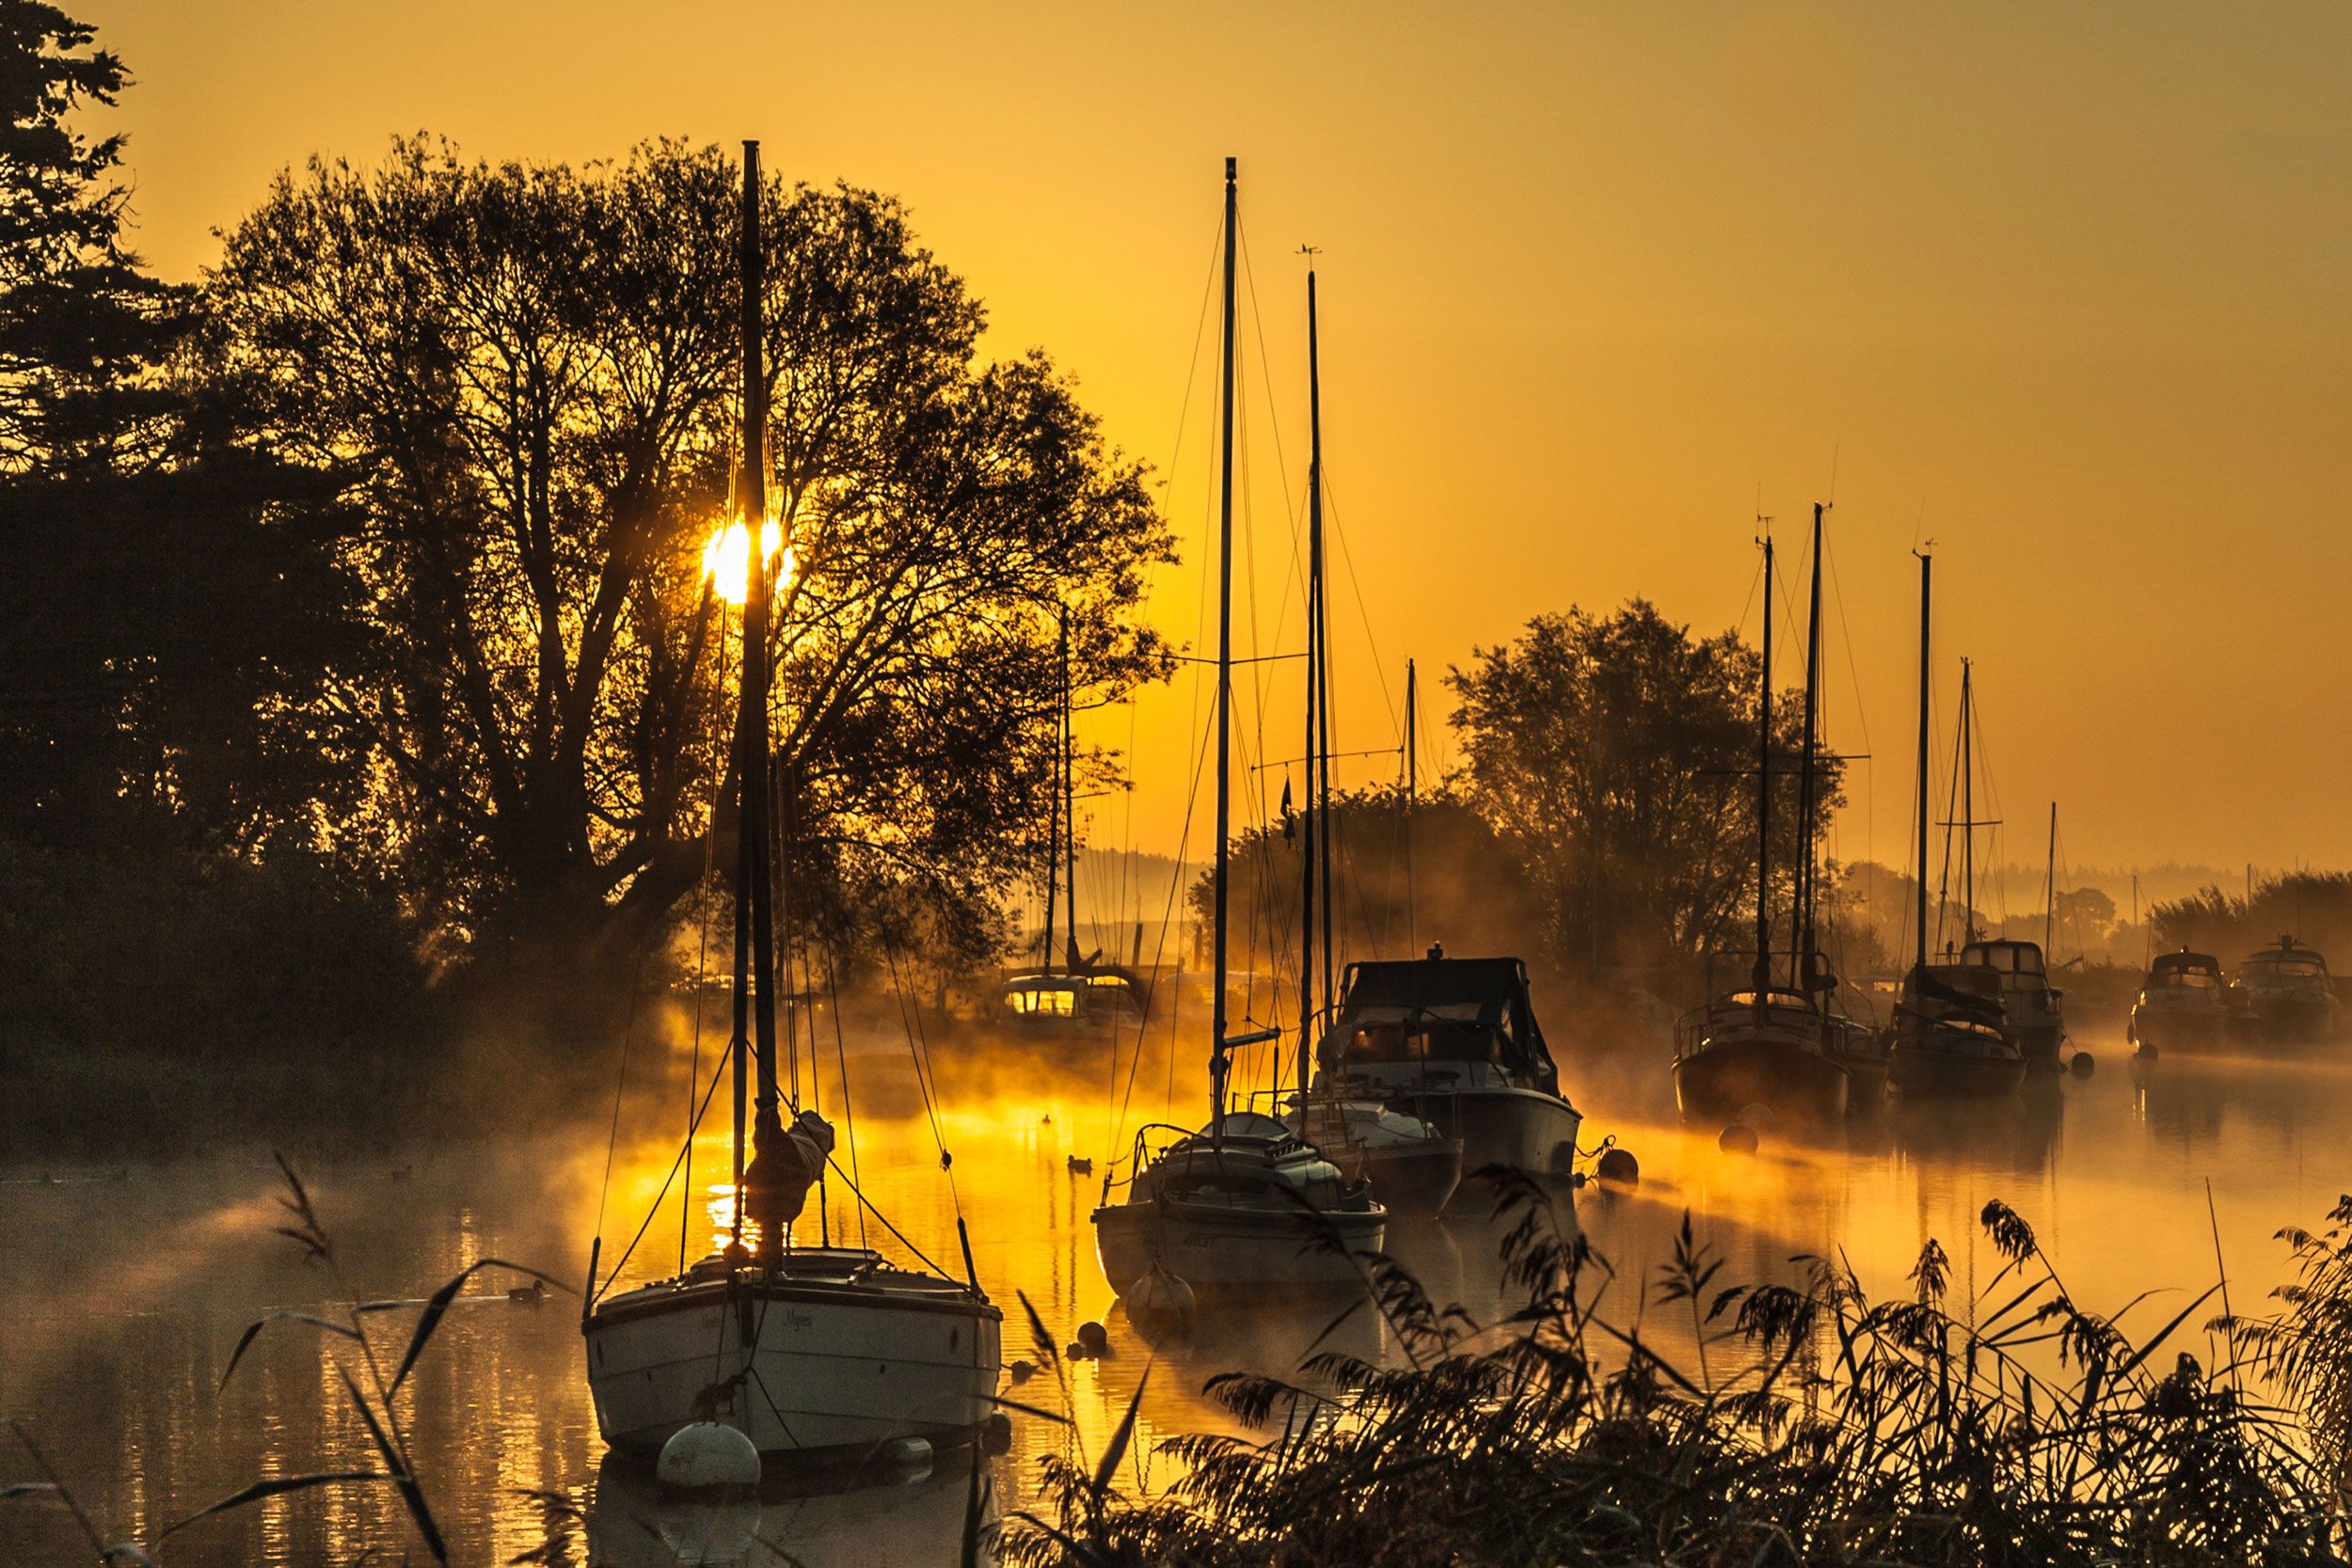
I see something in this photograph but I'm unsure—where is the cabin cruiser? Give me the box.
[1276,1089,1462,1214]
[1955,939,2067,1068]
[2127,949,2230,1055]
[1313,949,1582,1177]
[1887,963,2027,1098]
[2233,937,2342,1043]
[995,964,1147,1038]
[1093,1112,1386,1300]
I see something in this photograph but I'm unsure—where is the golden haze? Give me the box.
[84,0,2352,876]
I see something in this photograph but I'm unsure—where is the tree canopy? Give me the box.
[1447,599,1843,985]
[205,138,1175,972]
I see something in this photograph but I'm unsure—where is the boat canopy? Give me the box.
[1321,956,1560,1097]
[1959,940,2047,976]
[2242,940,2328,977]
[2150,949,2221,976]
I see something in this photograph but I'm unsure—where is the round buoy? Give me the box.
[2136,1038,2159,1063]
[1596,1147,1640,1188]
[1076,1320,1109,1358]
[657,1421,760,1497]
[1065,1339,1089,1361]
[982,1412,1015,1454]
[1719,1123,1759,1155]
[1008,1358,1037,1385]
[2070,1051,2096,1078]
[1128,1266,1197,1340]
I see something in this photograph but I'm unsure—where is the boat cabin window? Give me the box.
[1004,984,1077,1017]
[2246,956,2327,980]
[2153,970,2218,990]
[1961,942,2044,976]
[1339,1018,1504,1069]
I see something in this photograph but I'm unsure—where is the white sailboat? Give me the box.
[1090,158,1387,1303]
[581,142,1001,1463]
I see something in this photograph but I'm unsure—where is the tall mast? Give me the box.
[1311,271,1335,1047]
[2043,801,2058,956]
[1752,531,1774,993]
[1298,261,1325,1097]
[1041,650,1059,974]
[1209,157,1239,1135]
[735,140,787,1265]
[1405,657,1418,954]
[1062,608,1079,972]
[1793,503,1826,993]
[1914,552,1931,981]
[1960,658,1976,946]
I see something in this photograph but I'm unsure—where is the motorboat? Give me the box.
[1955,938,2067,1068]
[2233,936,2342,1044]
[2127,948,2230,1055]
[1316,950,1582,1177]
[1093,1111,1386,1300]
[581,144,1000,1465]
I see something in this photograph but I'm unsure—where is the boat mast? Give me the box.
[1298,259,1325,1098]
[733,140,787,1266]
[1751,530,1774,994]
[1311,265,1335,1054]
[1041,626,1060,976]
[1062,607,1080,972]
[1959,658,1976,947]
[1914,551,1931,987]
[2042,801,2057,957]
[1793,503,1826,995]
[1210,157,1239,1138]
[1405,657,1418,955]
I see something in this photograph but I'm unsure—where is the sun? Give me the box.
[702,516,787,606]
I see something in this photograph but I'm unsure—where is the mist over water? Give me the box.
[4,1006,2347,1564]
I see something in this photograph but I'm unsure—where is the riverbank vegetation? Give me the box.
[1011,1179,2352,1567]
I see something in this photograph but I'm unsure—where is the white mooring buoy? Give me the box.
[657,1420,761,1497]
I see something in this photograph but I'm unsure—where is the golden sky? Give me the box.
[87,1,2352,895]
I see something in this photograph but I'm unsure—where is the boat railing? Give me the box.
[1673,991,1828,1054]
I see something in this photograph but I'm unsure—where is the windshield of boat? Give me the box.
[1960,942,2045,976]
[1002,979,1077,1015]
[2244,955,2328,981]
[1337,1011,1507,1070]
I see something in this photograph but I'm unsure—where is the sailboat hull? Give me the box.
[1888,1048,2027,1099]
[1673,1039,1849,1123]
[584,1275,1002,1461]
[1093,1200,1383,1300]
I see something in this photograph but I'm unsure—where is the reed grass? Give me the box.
[1011,1170,2349,1567]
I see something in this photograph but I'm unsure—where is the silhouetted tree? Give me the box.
[2154,872,2352,970]
[206,139,1173,974]
[0,4,362,852]
[1447,600,1842,989]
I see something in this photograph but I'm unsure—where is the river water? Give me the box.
[4,1013,2346,1565]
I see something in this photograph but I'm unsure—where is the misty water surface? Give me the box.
[4,1014,2346,1564]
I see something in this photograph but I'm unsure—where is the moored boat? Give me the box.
[2128,948,2230,1055]
[1956,938,2067,1068]
[1674,989,1849,1121]
[2233,936,2342,1044]
[1317,950,1583,1177]
[1888,964,2027,1098]
[1089,158,1387,1306]
[581,143,999,1465]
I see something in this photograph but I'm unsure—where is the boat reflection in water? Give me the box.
[584,1448,997,1567]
